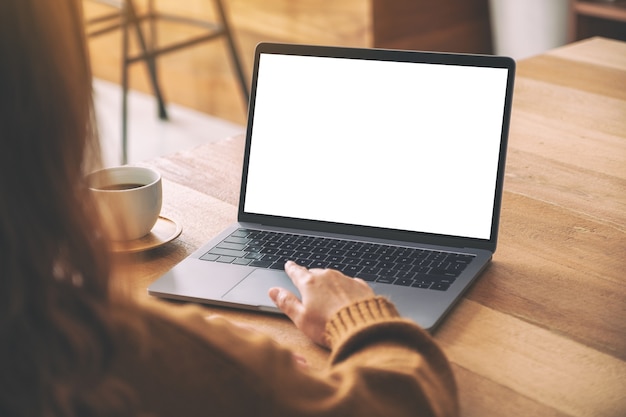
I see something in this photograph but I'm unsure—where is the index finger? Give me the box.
[284,260,310,287]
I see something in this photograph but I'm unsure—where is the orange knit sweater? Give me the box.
[110,297,458,417]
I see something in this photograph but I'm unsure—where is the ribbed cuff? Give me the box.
[324,296,400,349]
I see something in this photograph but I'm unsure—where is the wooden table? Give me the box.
[125,37,626,417]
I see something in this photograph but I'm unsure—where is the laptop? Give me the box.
[149,42,515,331]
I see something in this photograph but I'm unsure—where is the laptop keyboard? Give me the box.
[200,228,475,292]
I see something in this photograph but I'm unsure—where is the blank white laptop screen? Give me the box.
[244,53,509,240]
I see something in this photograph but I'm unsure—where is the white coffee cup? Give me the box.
[87,166,162,241]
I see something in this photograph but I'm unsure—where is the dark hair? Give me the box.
[0,0,137,415]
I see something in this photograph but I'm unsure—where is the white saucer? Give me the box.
[110,216,182,254]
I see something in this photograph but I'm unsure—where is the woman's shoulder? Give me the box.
[107,300,284,416]
[109,297,290,369]
[111,298,249,347]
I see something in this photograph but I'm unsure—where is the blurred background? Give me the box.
[82,0,626,162]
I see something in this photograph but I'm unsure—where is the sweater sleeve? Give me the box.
[321,296,458,417]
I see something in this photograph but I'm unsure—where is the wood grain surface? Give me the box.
[123,37,626,417]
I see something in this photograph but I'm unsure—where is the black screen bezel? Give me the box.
[237,42,516,253]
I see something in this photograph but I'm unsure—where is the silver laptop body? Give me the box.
[149,42,515,331]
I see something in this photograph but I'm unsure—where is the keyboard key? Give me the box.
[312,247,330,254]
[327,262,346,270]
[327,255,345,263]
[245,245,263,253]
[395,256,414,264]
[310,260,327,269]
[355,273,378,282]
[411,265,431,274]
[341,265,362,276]
[378,246,395,255]
[395,278,414,286]
[200,253,219,261]
[360,266,381,275]
[224,236,250,245]
[231,229,250,238]
[429,268,460,277]
[327,241,345,249]
[394,263,413,271]
[344,242,363,251]
[378,268,395,277]
[216,256,236,263]
[376,276,396,284]
[277,249,296,257]
[360,244,378,253]
[431,283,451,291]
[394,270,417,280]
[450,261,469,272]
[209,247,246,258]
[454,254,474,263]
[359,259,378,267]
[379,255,398,263]
[217,241,247,251]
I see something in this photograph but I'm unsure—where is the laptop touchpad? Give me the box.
[222,269,301,309]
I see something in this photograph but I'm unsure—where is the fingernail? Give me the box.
[268,287,279,300]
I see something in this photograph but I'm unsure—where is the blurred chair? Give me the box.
[86,0,249,164]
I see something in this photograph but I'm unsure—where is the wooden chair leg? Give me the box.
[121,0,170,164]
[124,0,168,120]
[215,0,250,105]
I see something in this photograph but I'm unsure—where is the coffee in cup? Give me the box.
[87,166,162,241]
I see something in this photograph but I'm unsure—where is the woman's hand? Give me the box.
[269,261,375,347]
